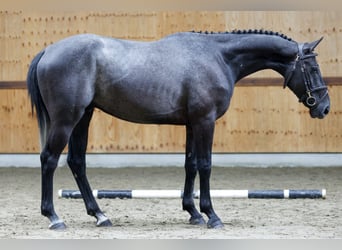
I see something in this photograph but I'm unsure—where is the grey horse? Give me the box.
[27,30,330,230]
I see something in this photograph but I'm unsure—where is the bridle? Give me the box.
[284,43,328,108]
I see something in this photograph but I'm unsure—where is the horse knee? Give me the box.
[67,156,84,168]
[198,160,211,173]
[67,153,86,170]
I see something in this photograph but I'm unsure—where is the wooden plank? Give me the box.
[0,81,27,89]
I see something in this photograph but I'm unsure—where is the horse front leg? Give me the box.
[182,126,206,225]
[193,119,224,229]
[67,108,112,227]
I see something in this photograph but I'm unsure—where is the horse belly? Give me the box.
[93,82,187,125]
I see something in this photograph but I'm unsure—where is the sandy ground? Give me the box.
[0,166,341,239]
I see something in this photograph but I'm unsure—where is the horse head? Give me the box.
[284,37,330,119]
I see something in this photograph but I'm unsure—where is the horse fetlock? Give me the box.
[41,204,55,217]
[96,213,112,227]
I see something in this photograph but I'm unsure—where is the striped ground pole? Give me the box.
[58,189,326,199]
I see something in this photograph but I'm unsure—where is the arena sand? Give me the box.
[0,166,341,239]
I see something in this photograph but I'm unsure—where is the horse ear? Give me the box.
[307,37,324,52]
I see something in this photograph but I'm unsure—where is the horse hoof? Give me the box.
[49,221,67,230]
[207,218,224,229]
[97,218,113,227]
[189,216,206,226]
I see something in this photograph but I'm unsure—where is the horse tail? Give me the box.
[27,50,50,151]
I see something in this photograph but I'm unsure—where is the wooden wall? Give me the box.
[1,11,341,153]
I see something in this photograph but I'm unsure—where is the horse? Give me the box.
[27,29,330,230]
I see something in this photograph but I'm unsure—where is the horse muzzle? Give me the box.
[309,96,330,119]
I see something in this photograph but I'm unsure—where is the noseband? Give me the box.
[284,44,328,108]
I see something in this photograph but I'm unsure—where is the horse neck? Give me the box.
[216,34,299,83]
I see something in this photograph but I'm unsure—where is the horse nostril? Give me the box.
[324,106,330,115]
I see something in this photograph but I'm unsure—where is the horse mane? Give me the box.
[190,29,293,41]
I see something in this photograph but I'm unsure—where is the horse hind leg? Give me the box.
[40,123,74,230]
[67,107,112,227]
